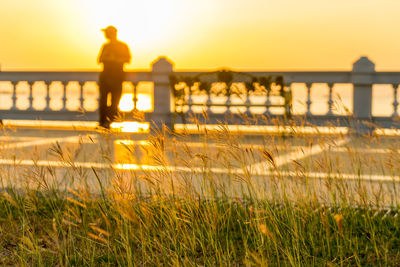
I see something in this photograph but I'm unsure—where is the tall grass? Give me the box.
[0,121,400,266]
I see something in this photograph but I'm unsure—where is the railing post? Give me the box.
[351,56,375,134]
[148,56,174,131]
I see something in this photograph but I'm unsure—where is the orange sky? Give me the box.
[0,0,399,71]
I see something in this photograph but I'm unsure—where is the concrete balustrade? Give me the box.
[147,56,174,129]
[0,56,399,133]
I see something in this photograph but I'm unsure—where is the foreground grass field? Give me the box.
[0,124,400,266]
[1,192,400,266]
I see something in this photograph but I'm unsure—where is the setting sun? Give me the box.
[84,0,182,47]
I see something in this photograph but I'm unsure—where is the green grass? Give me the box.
[1,192,400,266]
[0,123,400,266]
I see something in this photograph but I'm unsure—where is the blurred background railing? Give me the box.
[0,71,153,121]
[0,56,399,132]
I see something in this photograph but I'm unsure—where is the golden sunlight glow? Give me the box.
[113,164,167,171]
[374,128,400,136]
[4,0,400,70]
[110,121,150,133]
[118,93,152,112]
[114,140,151,146]
[174,124,349,135]
[2,120,98,130]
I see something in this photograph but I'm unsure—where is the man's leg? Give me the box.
[110,81,123,122]
[98,80,109,127]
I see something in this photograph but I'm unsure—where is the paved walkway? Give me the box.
[0,124,399,205]
[0,125,398,180]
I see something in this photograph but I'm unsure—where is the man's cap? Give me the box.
[101,25,117,33]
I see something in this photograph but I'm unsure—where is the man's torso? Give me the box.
[99,41,130,80]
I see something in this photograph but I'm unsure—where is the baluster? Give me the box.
[327,83,334,115]
[62,81,68,111]
[27,81,34,110]
[187,84,193,113]
[393,84,399,117]
[79,81,85,110]
[11,81,18,111]
[306,83,312,116]
[206,85,212,111]
[244,83,251,114]
[285,83,292,117]
[132,82,138,110]
[264,87,271,115]
[225,83,232,114]
[44,81,51,111]
[96,82,100,112]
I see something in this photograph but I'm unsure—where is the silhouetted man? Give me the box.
[98,25,131,128]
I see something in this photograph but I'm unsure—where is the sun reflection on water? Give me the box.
[119,93,152,112]
[110,121,150,133]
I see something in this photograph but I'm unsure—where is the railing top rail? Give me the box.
[373,72,400,84]
[174,71,400,84]
[1,69,400,84]
[0,71,152,83]
[174,71,351,84]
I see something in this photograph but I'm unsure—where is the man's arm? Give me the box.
[121,43,131,64]
[97,45,105,64]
